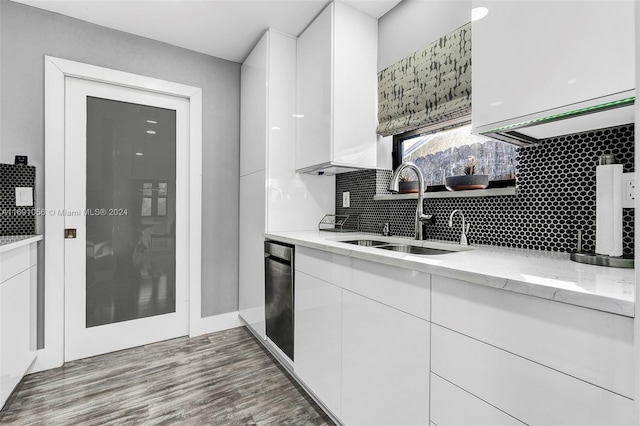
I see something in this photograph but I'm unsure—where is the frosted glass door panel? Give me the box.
[86,97,176,327]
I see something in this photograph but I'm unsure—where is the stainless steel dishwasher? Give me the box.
[264,240,294,361]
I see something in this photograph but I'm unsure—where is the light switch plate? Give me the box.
[15,187,33,207]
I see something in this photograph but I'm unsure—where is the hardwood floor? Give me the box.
[0,327,335,426]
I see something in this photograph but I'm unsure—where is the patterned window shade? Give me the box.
[377,22,472,137]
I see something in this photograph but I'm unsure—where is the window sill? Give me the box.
[373,186,517,200]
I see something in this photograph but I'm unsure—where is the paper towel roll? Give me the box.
[595,162,623,256]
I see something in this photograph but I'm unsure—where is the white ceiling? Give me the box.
[10,0,402,63]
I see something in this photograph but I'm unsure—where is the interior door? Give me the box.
[64,77,190,362]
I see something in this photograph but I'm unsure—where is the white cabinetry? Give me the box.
[472,0,635,136]
[239,30,333,338]
[295,2,377,175]
[342,290,429,426]
[430,373,524,426]
[294,247,430,426]
[0,241,38,409]
[294,271,342,417]
[430,275,634,425]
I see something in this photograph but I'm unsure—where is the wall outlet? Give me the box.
[622,172,635,208]
[343,191,350,208]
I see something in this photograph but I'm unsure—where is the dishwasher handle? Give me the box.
[264,240,294,263]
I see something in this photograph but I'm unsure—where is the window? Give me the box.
[392,121,517,190]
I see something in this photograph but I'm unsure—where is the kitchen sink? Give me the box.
[338,239,457,255]
[341,240,390,247]
[376,245,453,255]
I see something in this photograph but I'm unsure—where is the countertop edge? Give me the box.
[0,235,43,253]
[265,231,635,318]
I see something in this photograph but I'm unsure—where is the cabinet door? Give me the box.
[240,32,268,177]
[332,1,377,168]
[238,171,266,339]
[294,271,342,418]
[472,0,635,129]
[342,290,429,426]
[295,3,333,170]
[1,268,35,408]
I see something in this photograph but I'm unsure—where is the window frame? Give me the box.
[391,118,516,191]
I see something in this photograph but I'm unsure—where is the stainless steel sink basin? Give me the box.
[341,240,389,247]
[376,245,453,255]
[339,239,456,255]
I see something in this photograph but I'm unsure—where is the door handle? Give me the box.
[64,228,77,239]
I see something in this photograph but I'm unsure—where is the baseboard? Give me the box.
[189,311,242,337]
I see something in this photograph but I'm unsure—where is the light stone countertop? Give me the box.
[265,230,635,317]
[0,235,43,253]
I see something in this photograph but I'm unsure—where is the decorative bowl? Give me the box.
[398,181,423,193]
[445,175,489,191]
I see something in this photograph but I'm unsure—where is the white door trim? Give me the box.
[37,56,203,372]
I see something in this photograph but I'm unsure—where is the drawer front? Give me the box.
[344,257,430,320]
[296,246,430,320]
[431,373,525,426]
[0,244,37,283]
[431,275,633,397]
[295,246,350,286]
[431,325,634,426]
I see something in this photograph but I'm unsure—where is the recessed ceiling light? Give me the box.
[271,126,281,131]
[146,130,156,135]
[292,114,304,118]
[135,152,144,156]
[146,120,157,124]
[471,7,489,21]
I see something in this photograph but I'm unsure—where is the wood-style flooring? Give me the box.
[0,327,335,426]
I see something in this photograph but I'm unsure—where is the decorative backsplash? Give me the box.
[336,124,634,254]
[0,164,36,236]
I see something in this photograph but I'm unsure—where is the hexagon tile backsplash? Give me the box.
[0,164,36,236]
[336,124,634,254]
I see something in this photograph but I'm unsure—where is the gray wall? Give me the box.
[0,0,240,346]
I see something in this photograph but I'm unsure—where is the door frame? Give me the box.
[39,56,203,371]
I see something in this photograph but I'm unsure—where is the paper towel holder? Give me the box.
[570,230,633,268]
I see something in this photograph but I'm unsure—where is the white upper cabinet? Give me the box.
[472,0,635,140]
[296,2,378,175]
[240,34,268,177]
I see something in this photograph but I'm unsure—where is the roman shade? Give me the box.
[377,22,471,137]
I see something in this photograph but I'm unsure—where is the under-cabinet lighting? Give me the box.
[135,152,144,156]
[146,120,158,124]
[146,130,156,135]
[271,126,281,130]
[292,114,304,118]
[471,7,489,21]
[484,97,636,133]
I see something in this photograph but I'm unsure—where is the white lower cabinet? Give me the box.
[294,271,343,418]
[0,242,38,409]
[291,247,633,426]
[341,290,429,426]
[294,246,430,426]
[430,373,524,426]
[431,324,634,425]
